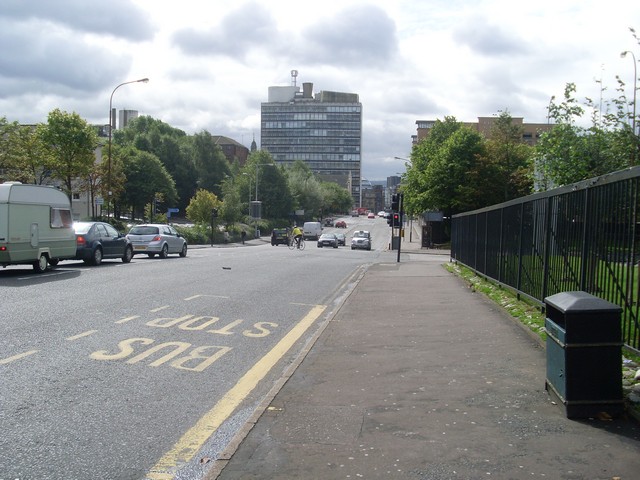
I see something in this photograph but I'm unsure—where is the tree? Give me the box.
[185,189,221,224]
[244,151,292,219]
[119,147,177,220]
[287,160,322,218]
[191,131,232,196]
[37,109,98,200]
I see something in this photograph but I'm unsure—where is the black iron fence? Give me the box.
[451,166,640,352]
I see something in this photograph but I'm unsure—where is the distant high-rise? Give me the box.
[118,109,138,129]
[261,74,363,207]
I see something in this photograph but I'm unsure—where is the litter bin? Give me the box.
[544,291,623,418]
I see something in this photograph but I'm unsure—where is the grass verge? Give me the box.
[444,261,640,420]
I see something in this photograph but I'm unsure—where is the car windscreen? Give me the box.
[129,226,159,235]
[73,223,92,234]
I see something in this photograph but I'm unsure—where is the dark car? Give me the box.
[335,233,346,246]
[73,221,133,265]
[271,228,289,246]
[317,233,339,248]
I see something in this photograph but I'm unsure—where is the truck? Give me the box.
[0,182,77,272]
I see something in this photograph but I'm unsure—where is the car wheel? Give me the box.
[179,243,187,258]
[159,243,169,259]
[351,246,355,250]
[33,254,48,273]
[92,247,103,266]
[317,244,322,248]
[122,245,133,263]
[148,253,156,258]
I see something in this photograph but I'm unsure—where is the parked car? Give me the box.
[73,221,133,266]
[335,233,346,246]
[351,230,371,250]
[271,228,289,246]
[317,233,339,248]
[127,224,187,258]
[335,220,347,228]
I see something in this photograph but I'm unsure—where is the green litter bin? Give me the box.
[544,291,623,419]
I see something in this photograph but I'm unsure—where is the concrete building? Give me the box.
[118,109,139,129]
[261,73,363,207]
[415,117,553,146]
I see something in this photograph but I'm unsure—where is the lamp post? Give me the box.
[107,77,149,218]
[253,163,275,237]
[621,50,637,164]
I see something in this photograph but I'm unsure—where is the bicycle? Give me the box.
[288,235,306,251]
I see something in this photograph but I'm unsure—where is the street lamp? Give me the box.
[107,77,149,218]
[621,50,637,164]
[253,163,276,237]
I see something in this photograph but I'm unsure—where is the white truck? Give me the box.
[0,182,77,272]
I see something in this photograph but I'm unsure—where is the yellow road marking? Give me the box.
[0,350,39,365]
[66,330,98,341]
[115,315,141,324]
[150,306,170,313]
[146,304,327,479]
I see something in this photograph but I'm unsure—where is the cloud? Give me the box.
[453,17,531,56]
[0,0,155,41]
[172,2,280,58]
[0,19,131,94]
[302,5,399,67]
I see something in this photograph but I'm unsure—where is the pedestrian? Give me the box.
[241,230,246,245]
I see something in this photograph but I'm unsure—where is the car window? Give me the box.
[73,223,92,234]
[168,226,178,236]
[104,224,119,237]
[95,224,108,237]
[129,226,159,235]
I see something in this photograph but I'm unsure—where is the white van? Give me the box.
[302,221,323,240]
[0,182,77,272]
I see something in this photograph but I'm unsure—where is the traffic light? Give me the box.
[392,212,400,227]
[391,193,399,211]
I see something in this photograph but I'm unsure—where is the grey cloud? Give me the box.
[1,0,154,41]
[453,19,530,56]
[302,5,398,67]
[172,2,279,57]
[0,20,132,94]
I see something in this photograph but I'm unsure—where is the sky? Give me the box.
[1,0,639,180]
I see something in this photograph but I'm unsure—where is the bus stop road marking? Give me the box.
[146,304,327,479]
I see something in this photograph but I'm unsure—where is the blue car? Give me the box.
[73,221,133,266]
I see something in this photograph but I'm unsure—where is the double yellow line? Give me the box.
[147,304,326,479]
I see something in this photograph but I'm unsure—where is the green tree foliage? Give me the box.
[479,111,534,203]
[185,189,221,224]
[245,151,292,219]
[191,131,231,196]
[319,181,353,215]
[119,147,177,220]
[535,82,634,188]
[37,109,98,199]
[116,116,197,211]
[287,160,322,218]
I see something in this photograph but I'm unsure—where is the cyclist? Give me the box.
[291,225,303,248]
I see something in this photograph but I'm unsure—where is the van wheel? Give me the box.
[92,247,103,266]
[33,254,48,273]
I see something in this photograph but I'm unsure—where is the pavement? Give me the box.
[204,226,640,480]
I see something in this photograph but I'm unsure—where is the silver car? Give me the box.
[127,224,187,258]
[351,230,371,251]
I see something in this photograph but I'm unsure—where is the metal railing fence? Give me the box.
[451,167,640,352]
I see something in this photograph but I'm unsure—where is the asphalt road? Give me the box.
[0,215,392,480]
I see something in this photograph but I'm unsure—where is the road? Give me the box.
[0,215,395,480]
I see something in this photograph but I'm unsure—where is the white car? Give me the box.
[351,230,371,251]
[127,224,187,258]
